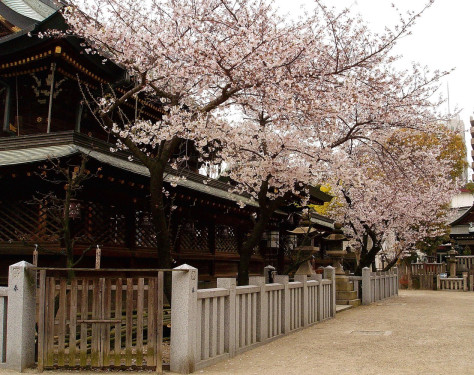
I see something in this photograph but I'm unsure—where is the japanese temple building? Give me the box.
[0,0,333,284]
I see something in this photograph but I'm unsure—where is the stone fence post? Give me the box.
[294,275,308,326]
[323,266,336,317]
[170,264,198,374]
[393,267,399,295]
[462,272,468,292]
[5,261,36,372]
[362,267,371,305]
[274,275,290,333]
[217,278,236,357]
[249,276,267,342]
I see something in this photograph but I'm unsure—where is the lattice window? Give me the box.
[135,211,157,248]
[215,225,238,253]
[0,201,60,243]
[75,202,126,247]
[179,221,209,253]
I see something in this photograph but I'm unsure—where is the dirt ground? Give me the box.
[2,290,473,375]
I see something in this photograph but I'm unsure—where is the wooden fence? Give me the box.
[407,263,446,275]
[361,267,398,305]
[455,255,474,272]
[35,268,183,373]
[170,265,336,374]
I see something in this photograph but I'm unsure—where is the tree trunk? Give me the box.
[382,250,403,272]
[355,244,381,275]
[149,166,173,301]
[237,208,272,286]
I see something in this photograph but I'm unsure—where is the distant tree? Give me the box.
[327,127,462,275]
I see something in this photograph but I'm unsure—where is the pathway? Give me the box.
[184,290,474,375]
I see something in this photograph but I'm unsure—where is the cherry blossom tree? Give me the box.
[57,0,446,285]
[326,127,462,275]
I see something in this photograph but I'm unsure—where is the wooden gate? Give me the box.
[36,269,165,372]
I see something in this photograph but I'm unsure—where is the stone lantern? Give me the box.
[324,223,347,275]
[288,213,319,276]
[447,249,458,278]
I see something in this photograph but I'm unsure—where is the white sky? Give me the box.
[275,0,474,178]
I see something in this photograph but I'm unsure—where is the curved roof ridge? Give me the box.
[2,0,56,21]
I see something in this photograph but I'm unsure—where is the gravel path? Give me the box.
[1,290,472,375]
[186,290,474,375]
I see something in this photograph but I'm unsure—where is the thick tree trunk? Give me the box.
[355,244,381,276]
[238,208,272,286]
[382,250,402,272]
[149,166,173,301]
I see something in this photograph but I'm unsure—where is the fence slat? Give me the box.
[114,278,122,366]
[136,278,144,366]
[147,278,156,366]
[80,278,88,367]
[91,279,100,367]
[69,279,78,367]
[46,277,55,367]
[211,297,217,358]
[57,278,67,366]
[156,271,164,374]
[103,278,111,367]
[218,296,225,355]
[125,278,133,367]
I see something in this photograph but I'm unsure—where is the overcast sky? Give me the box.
[275,0,474,177]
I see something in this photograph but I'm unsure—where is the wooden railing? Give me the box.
[455,256,474,272]
[410,263,446,275]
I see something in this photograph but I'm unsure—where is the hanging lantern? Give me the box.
[68,198,82,220]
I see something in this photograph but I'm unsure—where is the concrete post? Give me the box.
[436,275,441,290]
[462,272,468,292]
[362,267,371,305]
[6,261,36,372]
[217,278,236,357]
[393,267,399,295]
[170,264,198,374]
[323,266,336,317]
[249,276,267,342]
[294,275,308,327]
[274,275,290,333]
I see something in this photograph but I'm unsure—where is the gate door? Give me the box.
[37,269,164,372]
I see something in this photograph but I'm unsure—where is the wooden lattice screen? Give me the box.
[75,202,127,247]
[179,221,210,253]
[215,224,238,253]
[0,201,60,242]
[134,211,157,248]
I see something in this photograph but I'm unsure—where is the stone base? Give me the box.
[335,275,361,307]
[336,298,361,307]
